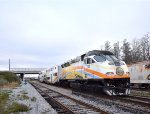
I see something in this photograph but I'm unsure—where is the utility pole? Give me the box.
[9,58,10,71]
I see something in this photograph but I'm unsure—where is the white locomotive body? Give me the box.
[38,50,130,95]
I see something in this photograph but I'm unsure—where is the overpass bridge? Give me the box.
[10,68,46,80]
[11,68,46,74]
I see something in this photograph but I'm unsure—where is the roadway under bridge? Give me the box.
[10,68,46,80]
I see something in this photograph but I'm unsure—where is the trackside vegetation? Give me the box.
[0,91,9,113]
[3,102,29,114]
[0,71,29,113]
[0,71,20,87]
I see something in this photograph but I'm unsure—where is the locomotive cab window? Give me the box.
[105,55,118,62]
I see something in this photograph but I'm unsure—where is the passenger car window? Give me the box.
[84,58,95,64]
[87,58,91,64]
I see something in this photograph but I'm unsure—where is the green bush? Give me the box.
[0,78,8,86]
[0,71,20,85]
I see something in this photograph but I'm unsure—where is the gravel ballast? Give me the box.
[9,81,57,114]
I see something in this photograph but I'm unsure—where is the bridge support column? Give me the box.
[20,73,24,81]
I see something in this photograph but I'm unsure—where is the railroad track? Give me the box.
[128,95,150,102]
[30,81,108,114]
[130,86,149,92]
[118,95,150,107]
[72,91,150,114]
[130,88,150,98]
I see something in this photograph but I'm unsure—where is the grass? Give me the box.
[31,96,36,102]
[16,90,29,100]
[17,94,29,100]
[20,90,28,94]
[4,102,29,114]
[0,91,9,113]
[1,82,20,89]
[0,90,30,114]
[21,94,29,100]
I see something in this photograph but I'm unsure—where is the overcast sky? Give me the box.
[0,0,150,70]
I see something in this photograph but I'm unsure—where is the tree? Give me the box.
[113,41,120,59]
[140,33,150,60]
[131,39,142,62]
[121,39,132,64]
[130,33,150,63]
[105,41,111,51]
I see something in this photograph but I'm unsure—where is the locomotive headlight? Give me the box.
[106,72,114,76]
[116,67,124,76]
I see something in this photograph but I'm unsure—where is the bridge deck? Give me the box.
[10,68,46,74]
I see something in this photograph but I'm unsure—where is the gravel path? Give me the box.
[10,81,57,114]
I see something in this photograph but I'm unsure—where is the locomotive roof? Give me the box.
[61,50,114,67]
[85,50,113,57]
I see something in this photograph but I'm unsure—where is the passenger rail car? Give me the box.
[38,50,130,95]
[44,66,59,84]
[38,70,46,82]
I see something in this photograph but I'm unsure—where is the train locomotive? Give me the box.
[38,50,130,95]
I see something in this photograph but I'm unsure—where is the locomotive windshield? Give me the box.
[86,50,119,62]
[105,55,118,61]
[94,55,118,62]
[94,55,106,62]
